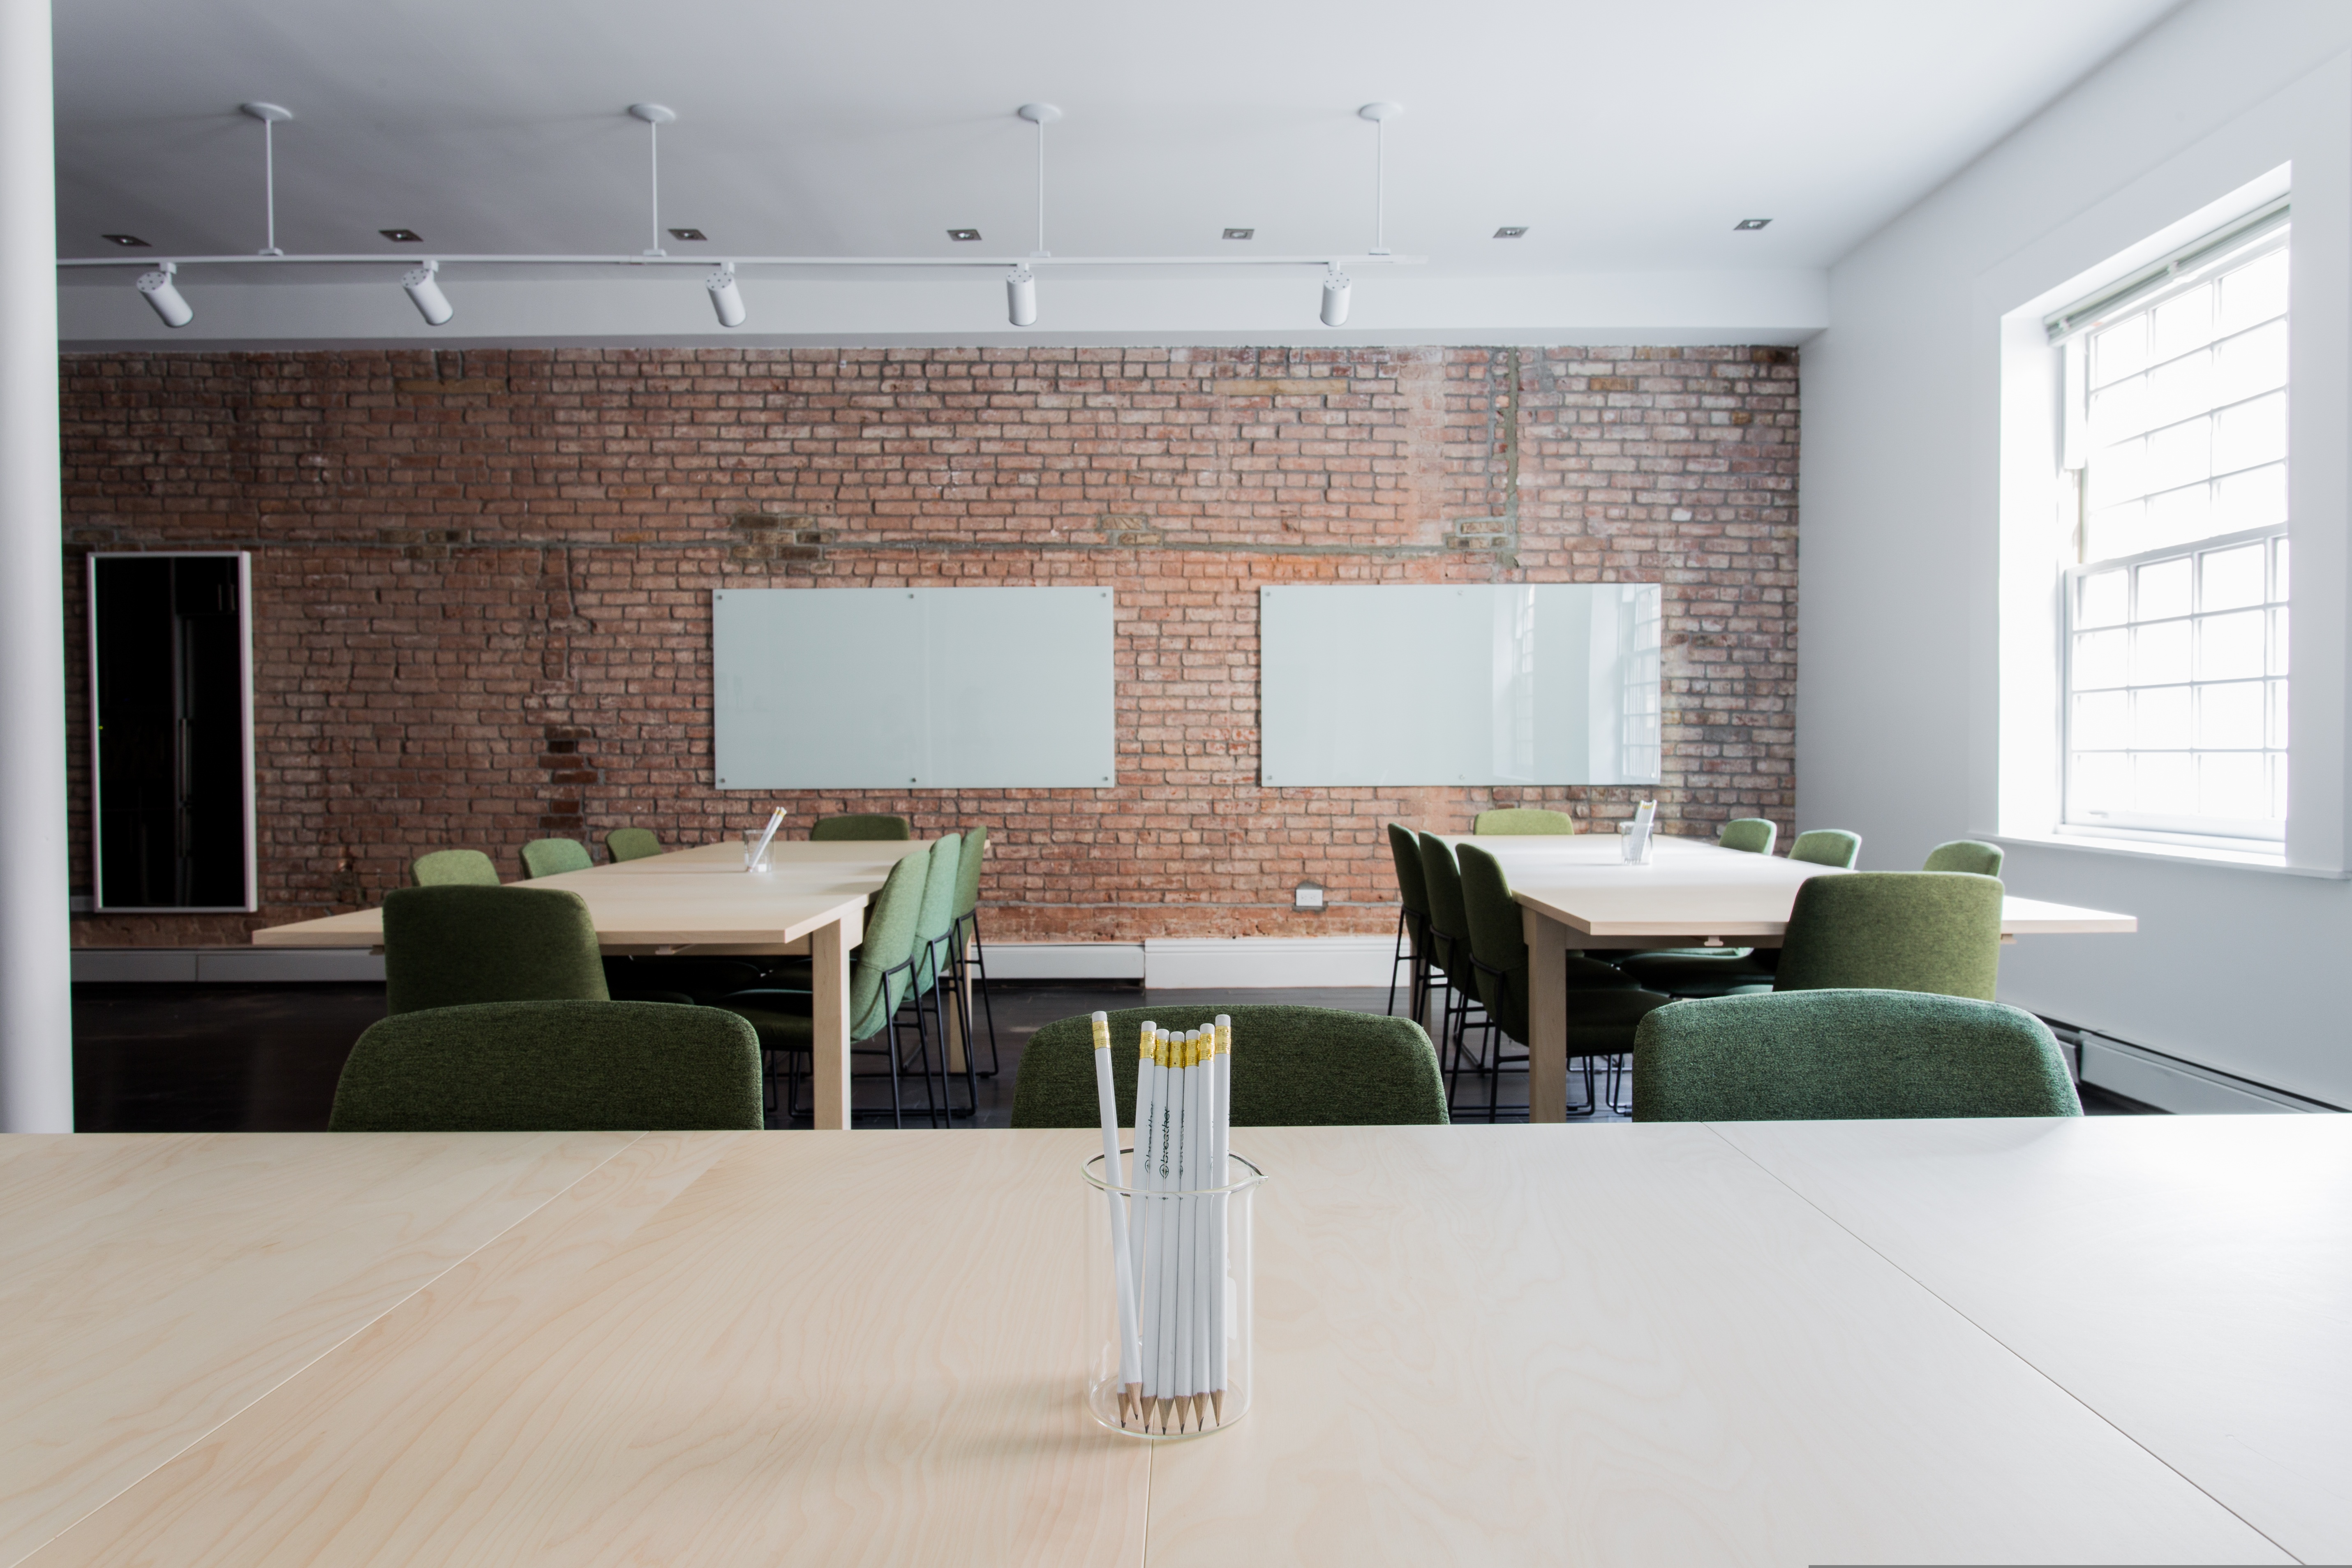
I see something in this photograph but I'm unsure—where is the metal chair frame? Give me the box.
[761,952,953,1129]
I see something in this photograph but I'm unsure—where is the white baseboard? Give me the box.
[1143,936,1399,990]
[73,948,386,984]
[984,943,1147,981]
[2077,1033,2337,1114]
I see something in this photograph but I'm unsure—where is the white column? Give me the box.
[0,0,73,1133]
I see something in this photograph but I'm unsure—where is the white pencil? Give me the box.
[1209,1013,1232,1423]
[1131,1021,1159,1427]
[1188,1026,1214,1428]
[1090,1012,1143,1427]
[1167,1029,1193,1432]
[1155,1028,1186,1430]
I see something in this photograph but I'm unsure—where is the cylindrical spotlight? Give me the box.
[1006,265,1036,327]
[137,263,192,328]
[707,263,746,327]
[402,261,453,326]
[1319,268,1352,328]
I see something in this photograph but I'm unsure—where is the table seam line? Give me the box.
[1692,1120,2305,1567]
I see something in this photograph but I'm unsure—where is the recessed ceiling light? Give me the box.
[102,233,150,247]
[1223,227,1254,241]
[379,228,423,242]
[668,227,707,242]
[1493,226,1528,239]
[1735,218,1772,231]
[947,228,982,242]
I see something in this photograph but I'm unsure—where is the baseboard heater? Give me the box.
[2038,1016,2342,1115]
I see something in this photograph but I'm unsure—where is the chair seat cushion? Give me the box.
[1618,950,1774,998]
[1562,954,1645,990]
[1564,988,1676,1051]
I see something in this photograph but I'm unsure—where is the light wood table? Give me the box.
[1445,835,2139,1123]
[12,1121,2317,1566]
[252,841,928,1130]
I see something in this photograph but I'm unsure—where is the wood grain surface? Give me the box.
[0,1130,639,1564]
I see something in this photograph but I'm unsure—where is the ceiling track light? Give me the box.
[402,258,453,325]
[136,260,191,327]
[1006,264,1037,327]
[239,102,292,256]
[1320,265,1351,328]
[707,262,746,326]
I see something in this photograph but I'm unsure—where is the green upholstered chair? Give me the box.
[1616,818,1783,994]
[1473,807,1576,835]
[1789,829,1862,868]
[606,827,662,863]
[411,848,500,887]
[1012,1005,1447,1129]
[715,842,934,1127]
[1415,832,1487,1067]
[1631,989,2080,1122]
[1456,843,1667,1119]
[1773,872,2005,1000]
[810,814,912,842]
[1719,818,1778,855]
[520,837,594,878]
[908,834,966,1114]
[1925,839,2004,876]
[950,824,1000,1076]
[329,1000,763,1132]
[1385,823,1436,1020]
[381,884,611,1016]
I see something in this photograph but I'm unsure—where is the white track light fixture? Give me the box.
[707,262,746,326]
[136,261,192,327]
[239,102,292,256]
[402,259,453,324]
[1006,265,1037,326]
[1319,266,1352,327]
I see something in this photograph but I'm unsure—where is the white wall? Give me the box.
[1801,0,2352,1108]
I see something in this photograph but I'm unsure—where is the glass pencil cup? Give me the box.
[1081,1150,1265,1440]
[1617,822,1654,864]
[741,829,773,871]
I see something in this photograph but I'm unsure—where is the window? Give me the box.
[2052,205,2289,845]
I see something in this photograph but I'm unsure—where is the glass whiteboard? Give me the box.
[712,587,1116,789]
[1259,584,1662,787]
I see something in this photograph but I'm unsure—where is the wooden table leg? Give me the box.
[1525,906,1569,1125]
[810,917,852,1130]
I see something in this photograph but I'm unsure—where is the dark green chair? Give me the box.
[950,824,999,1076]
[1456,843,1668,1119]
[606,827,662,863]
[716,842,936,1127]
[811,814,912,842]
[1925,839,2004,876]
[1012,1005,1446,1128]
[520,837,594,878]
[1385,823,1435,1021]
[1473,808,1576,835]
[1719,818,1778,855]
[329,1000,763,1131]
[1774,872,2005,1000]
[1631,989,2079,1122]
[1789,829,1862,868]
[381,884,611,1016]
[411,848,499,887]
[1415,832,1487,1071]
[1616,818,1783,994]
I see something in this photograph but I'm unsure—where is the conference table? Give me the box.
[1442,834,2140,1123]
[6,1117,2339,1565]
[252,840,928,1129]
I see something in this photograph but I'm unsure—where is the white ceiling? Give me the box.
[52,0,2182,345]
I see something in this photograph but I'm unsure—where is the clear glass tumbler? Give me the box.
[1618,822,1654,864]
[742,828,772,871]
[1081,1149,1264,1439]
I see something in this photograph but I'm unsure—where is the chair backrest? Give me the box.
[953,824,988,921]
[1924,838,2004,877]
[605,827,662,863]
[1012,1004,1447,1127]
[329,1000,763,1131]
[1414,832,1477,986]
[520,837,594,878]
[1788,829,1862,868]
[411,848,499,887]
[909,834,961,989]
[1632,989,2079,1122]
[1774,872,2004,1000]
[846,843,930,1039]
[1454,843,1530,1044]
[811,813,912,842]
[1386,823,1430,919]
[1719,818,1778,855]
[381,884,611,1015]
[1473,807,1576,836]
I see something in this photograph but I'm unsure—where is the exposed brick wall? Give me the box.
[59,344,1798,947]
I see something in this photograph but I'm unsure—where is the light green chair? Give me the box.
[950,825,999,1075]
[1631,990,2080,1122]
[1474,808,1576,835]
[520,837,594,878]
[1789,829,1862,868]
[1012,1005,1446,1128]
[606,827,663,863]
[810,814,912,842]
[1719,818,1778,855]
[908,834,966,1116]
[1773,872,2005,1000]
[1925,839,2004,876]
[411,848,499,887]
[1456,843,1667,1118]
[381,884,610,1016]
[330,1000,763,1131]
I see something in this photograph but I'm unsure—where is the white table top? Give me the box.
[12,1120,2318,1566]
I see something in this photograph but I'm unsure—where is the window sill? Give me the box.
[1991,831,2348,879]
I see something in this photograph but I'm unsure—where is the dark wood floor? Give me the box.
[70,980,2160,1133]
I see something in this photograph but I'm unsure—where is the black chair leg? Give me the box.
[967,911,1002,1076]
